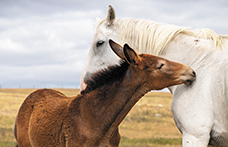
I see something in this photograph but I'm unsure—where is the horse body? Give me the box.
[171,60,228,146]
[81,5,228,146]
[164,34,228,146]
[16,40,195,146]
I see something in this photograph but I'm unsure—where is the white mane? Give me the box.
[110,18,228,55]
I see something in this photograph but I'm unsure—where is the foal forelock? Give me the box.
[98,18,227,55]
[81,60,129,94]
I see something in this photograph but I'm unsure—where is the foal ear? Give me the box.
[123,44,141,67]
[107,5,116,26]
[109,39,125,59]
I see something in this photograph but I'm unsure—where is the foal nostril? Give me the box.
[157,63,164,69]
[192,71,196,77]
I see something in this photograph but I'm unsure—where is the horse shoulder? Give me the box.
[203,54,228,146]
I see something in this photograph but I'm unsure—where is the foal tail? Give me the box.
[14,115,18,146]
[14,115,17,140]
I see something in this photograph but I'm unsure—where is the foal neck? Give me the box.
[72,65,150,143]
[92,68,149,140]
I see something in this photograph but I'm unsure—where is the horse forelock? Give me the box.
[96,18,227,55]
[81,60,129,94]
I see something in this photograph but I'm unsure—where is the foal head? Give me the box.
[109,40,196,90]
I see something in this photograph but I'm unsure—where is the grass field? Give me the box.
[0,88,182,147]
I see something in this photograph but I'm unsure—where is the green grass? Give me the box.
[0,89,182,147]
[0,141,17,147]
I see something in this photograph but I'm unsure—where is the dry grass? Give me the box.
[119,92,182,147]
[0,89,182,147]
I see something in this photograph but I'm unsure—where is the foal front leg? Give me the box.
[109,128,121,147]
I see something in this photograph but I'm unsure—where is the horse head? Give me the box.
[81,5,120,90]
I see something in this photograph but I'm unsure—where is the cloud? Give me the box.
[0,0,227,88]
[0,2,104,88]
[114,0,228,34]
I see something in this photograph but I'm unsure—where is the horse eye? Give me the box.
[96,40,104,48]
[158,64,164,69]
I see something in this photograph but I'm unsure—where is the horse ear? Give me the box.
[109,40,125,59]
[123,44,141,67]
[107,5,116,26]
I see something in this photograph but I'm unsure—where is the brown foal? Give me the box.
[15,40,196,147]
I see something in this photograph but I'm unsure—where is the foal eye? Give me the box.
[158,64,164,69]
[96,40,105,48]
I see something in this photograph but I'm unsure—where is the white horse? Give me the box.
[81,5,228,147]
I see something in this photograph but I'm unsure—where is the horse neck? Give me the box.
[116,18,224,67]
[162,33,221,94]
[71,67,150,139]
[162,34,216,69]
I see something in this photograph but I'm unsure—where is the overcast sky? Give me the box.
[0,0,227,89]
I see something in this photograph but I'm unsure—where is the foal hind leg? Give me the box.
[16,98,34,147]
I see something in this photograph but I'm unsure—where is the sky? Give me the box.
[0,0,227,89]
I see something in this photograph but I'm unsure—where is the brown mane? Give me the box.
[81,60,129,94]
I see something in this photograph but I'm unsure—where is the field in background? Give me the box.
[0,89,182,147]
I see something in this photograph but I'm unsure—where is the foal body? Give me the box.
[16,40,195,147]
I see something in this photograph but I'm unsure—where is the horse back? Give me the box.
[16,89,71,147]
